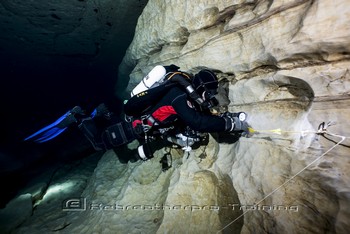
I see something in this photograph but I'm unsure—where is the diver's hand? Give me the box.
[221,111,247,122]
[222,112,250,135]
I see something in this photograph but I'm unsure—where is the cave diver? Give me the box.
[24,65,250,164]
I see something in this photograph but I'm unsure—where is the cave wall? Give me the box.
[0,0,148,61]
[117,0,350,233]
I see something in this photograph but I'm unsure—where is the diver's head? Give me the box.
[192,69,219,108]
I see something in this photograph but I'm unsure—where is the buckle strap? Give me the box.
[140,115,152,133]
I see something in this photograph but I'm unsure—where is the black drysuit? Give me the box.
[145,86,227,132]
[79,85,230,152]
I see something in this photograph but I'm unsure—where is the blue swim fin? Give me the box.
[33,127,67,143]
[24,106,84,143]
[90,109,97,118]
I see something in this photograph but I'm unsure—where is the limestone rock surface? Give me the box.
[117,0,350,233]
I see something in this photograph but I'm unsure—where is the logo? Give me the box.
[62,198,86,211]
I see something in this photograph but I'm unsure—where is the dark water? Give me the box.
[0,51,125,208]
